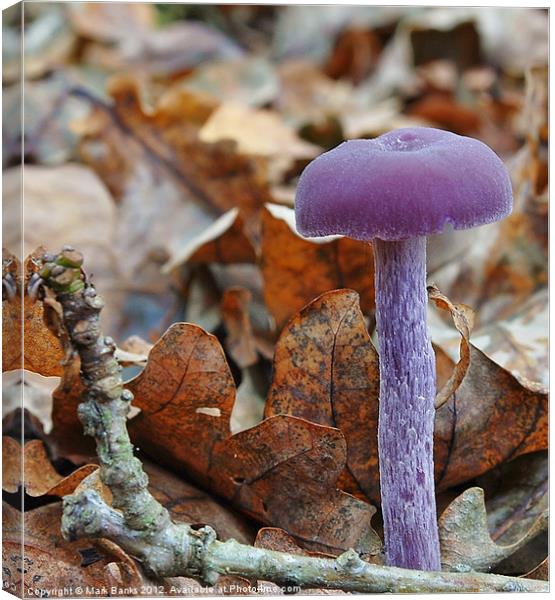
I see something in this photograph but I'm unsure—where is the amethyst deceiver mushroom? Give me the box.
[294,127,512,571]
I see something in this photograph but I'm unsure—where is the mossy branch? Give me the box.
[38,248,548,593]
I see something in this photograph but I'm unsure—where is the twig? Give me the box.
[38,248,548,593]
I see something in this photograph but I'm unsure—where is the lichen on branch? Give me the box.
[36,247,548,593]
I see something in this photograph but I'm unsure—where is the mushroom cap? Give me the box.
[295,127,513,241]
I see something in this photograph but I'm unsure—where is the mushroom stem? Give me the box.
[373,236,440,571]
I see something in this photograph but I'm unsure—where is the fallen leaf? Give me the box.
[428,285,475,409]
[434,344,547,490]
[477,451,548,576]
[145,459,255,544]
[199,101,320,164]
[471,288,548,388]
[2,250,65,377]
[209,415,382,558]
[2,437,97,498]
[325,27,382,84]
[119,21,243,77]
[2,165,119,331]
[265,289,380,502]
[2,437,22,493]
[77,75,272,290]
[2,502,129,597]
[260,204,374,331]
[128,321,380,556]
[128,323,235,480]
[438,487,546,573]
[406,93,481,135]
[261,287,547,501]
[162,208,256,274]
[274,59,354,130]
[182,56,279,108]
[220,287,258,369]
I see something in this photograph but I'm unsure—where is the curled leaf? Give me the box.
[428,284,475,409]
[439,487,547,573]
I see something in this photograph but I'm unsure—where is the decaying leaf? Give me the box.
[428,285,475,409]
[2,502,133,596]
[145,459,255,544]
[128,323,235,480]
[438,487,547,573]
[261,204,374,330]
[266,289,380,502]
[477,451,548,576]
[262,287,547,502]
[210,415,382,558]
[2,250,65,376]
[162,208,256,274]
[220,287,258,369]
[471,288,548,389]
[80,75,272,244]
[199,101,320,161]
[2,437,96,498]
[434,344,547,490]
[127,321,380,556]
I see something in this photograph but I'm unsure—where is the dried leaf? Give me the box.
[2,437,96,498]
[220,287,258,369]
[428,285,475,409]
[128,323,234,480]
[78,76,272,293]
[471,288,548,388]
[2,502,129,596]
[210,415,382,558]
[2,437,21,493]
[439,487,547,573]
[434,344,547,490]
[128,322,380,556]
[3,165,119,331]
[265,289,380,502]
[182,56,278,108]
[145,459,255,544]
[2,251,65,376]
[120,21,243,76]
[200,102,320,161]
[407,93,481,135]
[261,204,374,330]
[162,208,256,274]
[477,451,548,576]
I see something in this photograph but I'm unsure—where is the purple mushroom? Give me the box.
[295,127,512,571]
